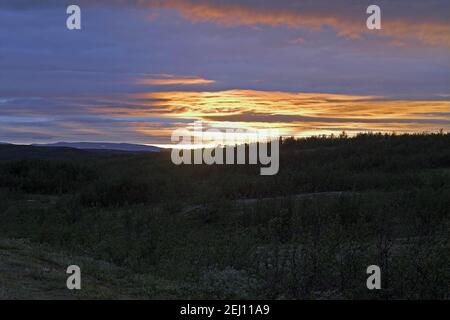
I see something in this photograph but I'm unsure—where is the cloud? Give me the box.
[203,112,450,125]
[134,89,450,135]
[156,0,450,46]
[3,0,449,47]
[136,74,216,85]
[1,89,448,144]
[0,1,448,143]
[120,0,450,47]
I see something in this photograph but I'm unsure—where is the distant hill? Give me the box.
[32,142,160,153]
[0,142,160,161]
[0,144,92,161]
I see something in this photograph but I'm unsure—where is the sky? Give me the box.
[0,0,449,146]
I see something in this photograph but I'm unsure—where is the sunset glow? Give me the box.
[1,0,449,146]
[126,90,450,144]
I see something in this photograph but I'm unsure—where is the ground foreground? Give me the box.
[0,133,449,299]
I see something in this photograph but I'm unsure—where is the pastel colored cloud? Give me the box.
[136,74,216,86]
[0,1,448,145]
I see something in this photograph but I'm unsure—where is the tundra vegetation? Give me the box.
[0,132,449,299]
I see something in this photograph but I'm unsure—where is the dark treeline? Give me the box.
[0,132,449,299]
[1,132,449,206]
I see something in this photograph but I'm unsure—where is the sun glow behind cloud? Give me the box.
[114,89,450,146]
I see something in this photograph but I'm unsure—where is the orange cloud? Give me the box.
[46,0,449,47]
[131,90,450,136]
[141,0,450,47]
